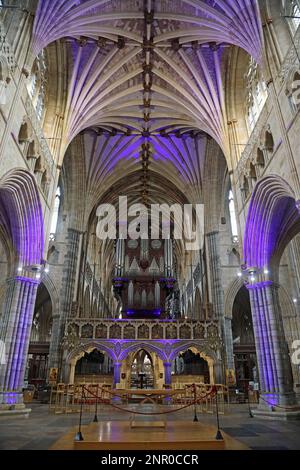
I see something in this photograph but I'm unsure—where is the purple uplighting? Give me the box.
[243,176,299,269]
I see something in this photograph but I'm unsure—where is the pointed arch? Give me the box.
[0,169,44,268]
[243,175,300,269]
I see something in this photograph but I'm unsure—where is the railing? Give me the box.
[49,383,229,417]
[65,319,220,341]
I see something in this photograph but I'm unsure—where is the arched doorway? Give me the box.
[171,347,213,387]
[232,286,257,394]
[26,283,53,387]
[130,349,154,389]
[74,348,114,384]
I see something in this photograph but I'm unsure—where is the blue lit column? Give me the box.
[113,361,122,387]
[0,275,39,408]
[247,274,296,408]
[163,362,172,388]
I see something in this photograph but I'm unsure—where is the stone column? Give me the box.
[0,276,39,408]
[113,362,122,387]
[214,361,224,385]
[206,231,227,383]
[48,228,82,374]
[209,364,215,384]
[247,279,296,408]
[224,317,235,378]
[163,362,172,388]
[69,362,76,385]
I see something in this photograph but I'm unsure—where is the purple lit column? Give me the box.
[163,362,172,388]
[113,361,122,387]
[247,280,296,408]
[0,276,39,407]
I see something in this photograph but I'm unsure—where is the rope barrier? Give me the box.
[49,382,229,416]
[80,384,217,416]
[258,394,300,411]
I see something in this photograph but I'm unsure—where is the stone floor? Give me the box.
[0,403,300,450]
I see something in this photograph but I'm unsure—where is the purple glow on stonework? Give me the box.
[1,171,44,267]
[5,393,18,405]
[247,281,273,290]
[32,1,263,63]
[15,276,40,284]
[248,283,276,392]
[243,177,297,269]
[264,393,279,407]
[125,309,161,317]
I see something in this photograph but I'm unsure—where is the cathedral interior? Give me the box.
[0,0,300,452]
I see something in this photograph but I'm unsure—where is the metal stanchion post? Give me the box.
[74,385,84,441]
[247,385,253,418]
[193,384,198,422]
[215,386,223,440]
[93,384,99,423]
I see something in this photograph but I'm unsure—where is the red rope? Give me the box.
[258,394,300,411]
[79,385,217,416]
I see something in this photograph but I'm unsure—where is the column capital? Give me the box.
[239,266,278,289]
[6,275,40,286]
[247,280,274,290]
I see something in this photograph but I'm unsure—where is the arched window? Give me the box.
[228,189,239,242]
[49,186,61,239]
[245,58,268,133]
[282,0,300,34]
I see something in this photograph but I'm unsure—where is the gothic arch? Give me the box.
[66,341,117,365]
[119,341,168,362]
[41,272,60,314]
[169,341,218,363]
[0,168,44,268]
[224,278,245,320]
[243,175,300,271]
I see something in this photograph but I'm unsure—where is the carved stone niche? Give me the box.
[27,140,39,171]
[207,324,218,338]
[138,324,149,339]
[109,324,121,339]
[95,323,107,339]
[152,324,163,339]
[124,324,136,340]
[81,323,93,338]
[67,323,79,337]
[193,323,205,339]
[179,324,191,339]
[18,120,31,144]
[166,324,177,339]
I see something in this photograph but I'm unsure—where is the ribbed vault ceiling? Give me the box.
[32,0,263,155]
[32,0,263,219]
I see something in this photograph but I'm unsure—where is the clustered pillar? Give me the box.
[163,362,172,388]
[206,231,230,383]
[247,279,296,408]
[0,276,39,408]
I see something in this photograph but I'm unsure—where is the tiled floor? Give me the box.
[0,403,300,450]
